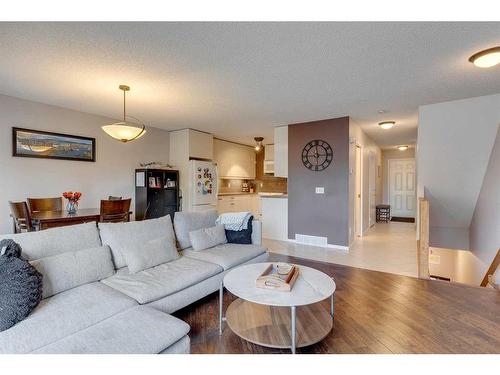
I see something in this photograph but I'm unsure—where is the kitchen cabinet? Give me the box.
[264,144,274,161]
[217,194,260,218]
[274,126,288,178]
[214,139,256,179]
[260,196,288,241]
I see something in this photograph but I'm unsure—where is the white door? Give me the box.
[388,159,416,218]
[354,145,362,236]
[368,151,376,227]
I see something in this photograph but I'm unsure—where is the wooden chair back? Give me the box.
[27,197,63,212]
[100,198,131,223]
[9,201,34,233]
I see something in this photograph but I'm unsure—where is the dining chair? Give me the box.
[9,201,35,233]
[100,198,132,223]
[27,197,63,212]
[108,196,123,201]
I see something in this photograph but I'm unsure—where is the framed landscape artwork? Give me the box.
[12,127,96,162]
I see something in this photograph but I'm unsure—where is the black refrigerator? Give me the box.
[135,169,180,221]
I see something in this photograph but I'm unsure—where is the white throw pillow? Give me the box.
[189,224,227,251]
[120,236,179,274]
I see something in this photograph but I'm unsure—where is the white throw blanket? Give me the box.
[216,212,252,231]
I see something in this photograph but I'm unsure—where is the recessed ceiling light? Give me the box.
[397,145,409,151]
[378,121,395,130]
[377,110,387,114]
[469,46,500,68]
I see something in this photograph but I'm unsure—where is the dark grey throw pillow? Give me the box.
[0,241,43,332]
[225,216,253,244]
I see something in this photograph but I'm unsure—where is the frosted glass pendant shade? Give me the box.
[102,122,146,143]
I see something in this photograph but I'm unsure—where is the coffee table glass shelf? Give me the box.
[219,262,336,354]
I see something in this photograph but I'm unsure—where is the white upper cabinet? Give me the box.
[214,139,256,179]
[274,126,288,177]
[188,129,213,160]
[264,144,275,161]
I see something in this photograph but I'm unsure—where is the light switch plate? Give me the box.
[315,187,325,194]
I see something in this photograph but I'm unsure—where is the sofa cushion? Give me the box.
[182,243,267,270]
[99,215,176,269]
[189,224,227,251]
[0,282,137,354]
[0,222,101,261]
[101,256,223,304]
[121,236,179,274]
[31,246,115,299]
[32,306,190,354]
[173,210,218,250]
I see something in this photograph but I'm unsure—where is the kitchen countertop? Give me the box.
[259,194,288,198]
[217,192,256,196]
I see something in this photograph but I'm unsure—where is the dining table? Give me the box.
[30,208,103,230]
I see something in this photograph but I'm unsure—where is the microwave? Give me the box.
[264,160,274,174]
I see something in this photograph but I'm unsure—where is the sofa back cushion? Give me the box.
[98,215,176,269]
[31,246,115,299]
[120,236,179,274]
[189,224,227,251]
[0,222,101,261]
[173,210,218,250]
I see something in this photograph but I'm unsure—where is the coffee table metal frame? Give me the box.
[218,263,335,354]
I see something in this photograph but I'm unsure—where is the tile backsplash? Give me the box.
[218,178,287,194]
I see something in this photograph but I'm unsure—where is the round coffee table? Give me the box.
[219,262,336,354]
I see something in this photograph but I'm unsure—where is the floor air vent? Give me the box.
[295,234,328,247]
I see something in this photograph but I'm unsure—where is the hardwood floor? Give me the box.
[174,254,500,354]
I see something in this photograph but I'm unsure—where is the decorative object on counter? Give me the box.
[102,85,146,143]
[302,139,333,171]
[0,240,43,332]
[139,161,175,169]
[13,127,95,162]
[256,263,299,292]
[241,180,249,192]
[254,137,264,152]
[62,191,82,214]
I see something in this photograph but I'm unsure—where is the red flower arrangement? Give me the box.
[62,191,82,214]
[62,191,82,202]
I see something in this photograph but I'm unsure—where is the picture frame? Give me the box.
[12,127,96,162]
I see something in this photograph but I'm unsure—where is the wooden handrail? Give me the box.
[417,198,430,279]
[480,249,500,288]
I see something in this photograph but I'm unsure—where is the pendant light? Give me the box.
[254,137,264,152]
[102,85,146,142]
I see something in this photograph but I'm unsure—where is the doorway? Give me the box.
[354,144,362,236]
[388,158,416,218]
[368,151,377,227]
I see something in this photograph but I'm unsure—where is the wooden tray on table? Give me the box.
[256,263,299,292]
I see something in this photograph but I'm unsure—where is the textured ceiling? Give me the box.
[0,22,499,148]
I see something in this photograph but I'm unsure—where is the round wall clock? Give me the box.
[302,139,333,171]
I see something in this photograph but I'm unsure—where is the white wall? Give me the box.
[0,94,170,234]
[349,120,382,244]
[417,93,500,250]
[381,148,415,204]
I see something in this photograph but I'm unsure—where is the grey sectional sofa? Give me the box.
[0,210,267,354]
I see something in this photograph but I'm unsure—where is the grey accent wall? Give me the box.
[468,126,500,285]
[0,94,170,234]
[288,117,349,246]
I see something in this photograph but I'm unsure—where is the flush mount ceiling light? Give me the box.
[397,145,409,151]
[254,137,264,151]
[469,46,500,68]
[378,121,395,130]
[102,85,146,143]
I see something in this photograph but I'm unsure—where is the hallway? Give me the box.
[264,222,418,277]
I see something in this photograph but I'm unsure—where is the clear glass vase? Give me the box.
[66,200,78,214]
